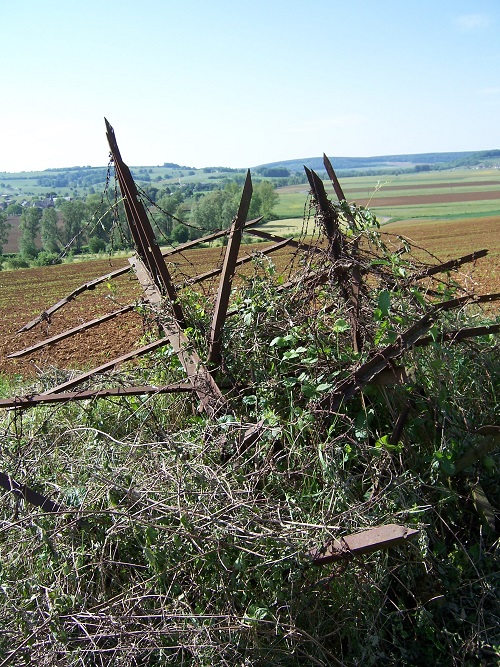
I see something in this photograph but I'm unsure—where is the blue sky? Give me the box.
[2,0,499,171]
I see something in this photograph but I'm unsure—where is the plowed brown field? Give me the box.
[0,219,498,380]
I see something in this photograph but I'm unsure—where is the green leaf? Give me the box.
[378,290,391,317]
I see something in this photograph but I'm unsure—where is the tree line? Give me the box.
[0,178,281,267]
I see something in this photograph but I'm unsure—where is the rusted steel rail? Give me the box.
[0,472,63,513]
[16,218,263,334]
[186,237,291,286]
[305,165,362,352]
[208,170,253,366]
[304,166,342,255]
[309,524,420,565]
[106,118,185,327]
[410,249,489,282]
[415,322,500,347]
[131,256,225,417]
[16,266,135,334]
[0,383,194,409]
[322,292,500,413]
[41,338,169,395]
[323,154,362,351]
[8,305,135,359]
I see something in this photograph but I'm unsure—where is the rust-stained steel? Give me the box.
[41,338,169,395]
[16,266,135,333]
[208,170,253,366]
[323,154,362,351]
[8,305,135,359]
[309,524,420,565]
[304,166,341,255]
[16,218,264,334]
[105,118,185,327]
[186,237,291,286]
[305,165,362,352]
[0,383,194,409]
[246,228,323,254]
[322,292,500,413]
[410,249,489,282]
[0,471,62,513]
[415,322,500,347]
[132,256,225,417]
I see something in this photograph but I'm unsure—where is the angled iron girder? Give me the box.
[131,256,225,417]
[0,471,62,513]
[105,118,185,327]
[309,524,420,565]
[8,305,134,359]
[208,170,253,366]
[16,217,264,334]
[0,383,194,409]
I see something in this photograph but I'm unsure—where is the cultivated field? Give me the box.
[0,213,498,382]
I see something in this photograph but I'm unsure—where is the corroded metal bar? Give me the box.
[304,165,340,253]
[132,257,225,417]
[105,118,185,327]
[15,218,264,334]
[411,249,489,282]
[208,171,253,366]
[41,338,169,395]
[185,238,290,286]
[16,266,134,333]
[8,305,134,358]
[0,472,63,513]
[309,524,420,564]
[0,383,194,409]
[415,322,500,347]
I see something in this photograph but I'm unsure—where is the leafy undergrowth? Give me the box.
[0,202,499,666]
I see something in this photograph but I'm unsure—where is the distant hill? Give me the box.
[254,150,500,174]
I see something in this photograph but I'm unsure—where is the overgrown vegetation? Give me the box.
[0,196,498,666]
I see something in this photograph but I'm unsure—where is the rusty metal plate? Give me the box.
[309,524,420,565]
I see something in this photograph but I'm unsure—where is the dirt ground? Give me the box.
[0,218,498,381]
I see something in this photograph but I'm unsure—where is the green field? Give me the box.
[265,168,500,235]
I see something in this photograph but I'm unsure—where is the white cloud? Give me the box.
[455,14,491,31]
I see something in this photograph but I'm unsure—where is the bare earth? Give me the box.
[0,218,498,379]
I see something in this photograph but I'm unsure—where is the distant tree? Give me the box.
[155,190,184,238]
[190,180,279,231]
[41,207,59,253]
[0,211,11,254]
[254,181,279,220]
[60,200,88,251]
[5,203,22,216]
[171,224,190,244]
[19,207,42,258]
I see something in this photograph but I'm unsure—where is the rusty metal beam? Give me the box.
[304,166,342,256]
[15,218,264,335]
[0,472,63,513]
[105,119,185,327]
[309,524,420,565]
[41,338,169,395]
[208,170,253,366]
[16,266,134,333]
[185,238,291,286]
[246,228,323,254]
[322,292,500,413]
[8,305,135,359]
[415,322,500,347]
[0,383,193,409]
[132,256,225,417]
[411,249,489,282]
